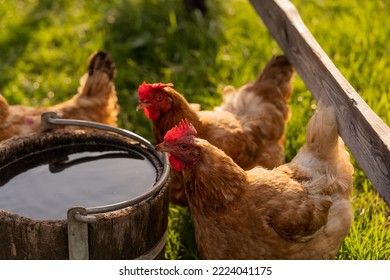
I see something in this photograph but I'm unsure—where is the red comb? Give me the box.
[138,82,174,100]
[164,119,197,142]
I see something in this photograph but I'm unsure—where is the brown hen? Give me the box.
[0,50,119,141]
[156,102,354,259]
[137,55,294,205]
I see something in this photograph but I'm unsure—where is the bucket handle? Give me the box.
[41,111,155,152]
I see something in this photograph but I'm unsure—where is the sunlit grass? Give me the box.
[0,0,388,259]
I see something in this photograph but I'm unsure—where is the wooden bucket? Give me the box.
[0,113,170,260]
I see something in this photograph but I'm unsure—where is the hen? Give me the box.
[155,102,354,259]
[137,55,293,205]
[0,50,119,141]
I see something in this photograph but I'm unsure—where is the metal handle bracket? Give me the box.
[67,207,95,260]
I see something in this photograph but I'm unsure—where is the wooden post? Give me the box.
[248,0,390,206]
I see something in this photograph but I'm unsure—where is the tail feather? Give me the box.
[50,50,119,126]
[254,55,294,100]
[221,55,293,106]
[87,50,116,81]
[305,103,339,160]
[79,50,117,98]
[292,102,353,197]
[217,55,294,140]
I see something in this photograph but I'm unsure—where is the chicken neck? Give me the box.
[153,90,202,143]
[182,141,247,215]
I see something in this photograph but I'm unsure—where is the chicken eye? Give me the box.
[179,144,188,151]
[155,94,164,101]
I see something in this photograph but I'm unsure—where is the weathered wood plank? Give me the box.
[249,0,390,206]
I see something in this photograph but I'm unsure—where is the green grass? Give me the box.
[0,0,389,260]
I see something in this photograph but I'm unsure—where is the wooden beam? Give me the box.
[249,0,390,206]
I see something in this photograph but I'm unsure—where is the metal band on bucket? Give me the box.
[135,230,168,260]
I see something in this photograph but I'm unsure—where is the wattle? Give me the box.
[168,154,185,172]
[143,108,160,120]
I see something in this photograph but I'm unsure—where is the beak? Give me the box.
[155,142,170,153]
[136,100,149,111]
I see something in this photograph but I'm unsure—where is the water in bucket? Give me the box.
[0,146,157,220]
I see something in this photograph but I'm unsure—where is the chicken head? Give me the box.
[136,82,174,120]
